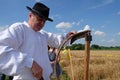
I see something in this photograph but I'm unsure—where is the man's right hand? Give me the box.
[31,61,43,80]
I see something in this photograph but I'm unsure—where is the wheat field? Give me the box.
[60,50,120,80]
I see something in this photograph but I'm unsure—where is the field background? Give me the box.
[60,50,120,80]
[0,50,120,80]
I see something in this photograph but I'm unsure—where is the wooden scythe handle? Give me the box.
[54,30,91,80]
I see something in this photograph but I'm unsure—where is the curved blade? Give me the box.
[56,30,91,58]
[70,30,91,44]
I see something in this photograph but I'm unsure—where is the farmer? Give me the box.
[0,2,75,80]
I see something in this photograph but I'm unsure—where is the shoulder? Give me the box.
[39,30,47,34]
[7,22,28,35]
[9,22,27,31]
[10,22,23,27]
[39,30,52,35]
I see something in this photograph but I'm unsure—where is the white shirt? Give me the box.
[0,21,65,80]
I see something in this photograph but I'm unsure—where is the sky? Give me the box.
[0,0,120,47]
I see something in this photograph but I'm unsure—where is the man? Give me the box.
[0,2,75,80]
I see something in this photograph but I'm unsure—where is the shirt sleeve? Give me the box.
[42,30,69,48]
[0,23,33,76]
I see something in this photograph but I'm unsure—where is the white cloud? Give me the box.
[72,20,83,26]
[101,25,106,28]
[56,22,72,29]
[104,0,114,5]
[89,0,114,9]
[107,39,116,43]
[83,25,90,30]
[117,32,120,35]
[56,20,83,29]
[74,20,82,26]
[94,30,106,37]
[101,39,105,42]
[117,11,120,15]
[77,25,91,32]
[52,14,62,20]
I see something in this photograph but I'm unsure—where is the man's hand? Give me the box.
[66,31,76,38]
[31,61,43,80]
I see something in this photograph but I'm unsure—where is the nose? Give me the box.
[37,18,46,25]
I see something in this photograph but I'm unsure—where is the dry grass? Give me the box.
[60,50,120,80]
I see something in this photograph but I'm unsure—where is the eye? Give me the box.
[37,17,46,22]
[34,14,46,22]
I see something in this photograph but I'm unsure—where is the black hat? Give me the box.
[26,2,53,22]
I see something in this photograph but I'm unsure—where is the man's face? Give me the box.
[29,12,46,31]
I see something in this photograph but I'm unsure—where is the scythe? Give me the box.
[55,30,92,80]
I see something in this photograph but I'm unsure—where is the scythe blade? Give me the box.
[70,30,91,44]
[57,30,91,57]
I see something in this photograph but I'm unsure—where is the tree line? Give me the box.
[67,43,120,50]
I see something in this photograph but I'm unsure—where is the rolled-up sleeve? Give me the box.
[41,30,69,48]
[0,24,33,76]
[46,32,65,48]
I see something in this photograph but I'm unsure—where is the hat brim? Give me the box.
[26,6,53,22]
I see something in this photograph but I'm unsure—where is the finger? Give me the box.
[32,72,41,78]
[37,76,42,80]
